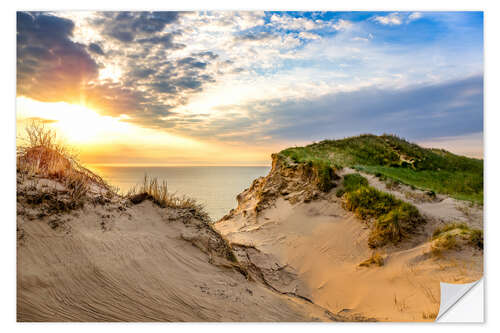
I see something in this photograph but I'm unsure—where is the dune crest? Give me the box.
[215,153,483,321]
[16,148,344,322]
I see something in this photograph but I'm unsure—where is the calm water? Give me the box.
[89,166,270,220]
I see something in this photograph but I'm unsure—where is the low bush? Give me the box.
[344,184,425,248]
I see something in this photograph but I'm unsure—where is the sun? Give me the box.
[16,97,206,153]
[16,97,121,145]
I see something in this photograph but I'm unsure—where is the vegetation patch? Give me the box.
[431,222,483,254]
[341,173,425,248]
[359,252,384,267]
[17,121,111,212]
[280,134,483,204]
[127,174,210,221]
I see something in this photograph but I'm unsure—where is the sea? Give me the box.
[88,166,270,221]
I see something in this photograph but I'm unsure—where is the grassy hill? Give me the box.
[279,134,483,204]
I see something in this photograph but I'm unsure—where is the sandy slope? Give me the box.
[16,175,337,322]
[215,156,483,321]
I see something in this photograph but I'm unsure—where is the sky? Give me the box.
[16,11,484,165]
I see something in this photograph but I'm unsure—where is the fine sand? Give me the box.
[215,164,483,321]
[17,176,338,322]
[16,158,483,322]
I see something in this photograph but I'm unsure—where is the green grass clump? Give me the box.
[368,203,423,248]
[343,182,425,248]
[344,186,398,219]
[279,134,483,204]
[310,159,337,192]
[432,222,483,251]
[342,173,369,192]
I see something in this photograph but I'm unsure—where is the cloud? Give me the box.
[372,12,424,26]
[16,11,483,153]
[269,13,351,31]
[372,13,403,25]
[88,42,105,55]
[408,12,423,21]
[98,11,181,42]
[234,31,275,42]
[17,12,99,103]
[168,75,483,147]
[260,75,484,142]
[298,32,321,40]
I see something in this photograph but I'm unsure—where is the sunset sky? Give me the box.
[16,11,483,165]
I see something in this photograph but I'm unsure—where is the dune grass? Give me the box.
[17,120,112,209]
[431,222,483,253]
[336,173,369,197]
[340,173,425,248]
[359,251,384,267]
[280,134,483,204]
[127,174,210,220]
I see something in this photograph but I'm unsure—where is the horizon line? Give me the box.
[87,163,272,168]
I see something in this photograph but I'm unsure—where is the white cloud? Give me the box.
[373,13,403,25]
[408,12,423,21]
[298,32,320,40]
[373,12,423,26]
[269,14,351,31]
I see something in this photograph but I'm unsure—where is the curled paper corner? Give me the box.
[436,278,483,322]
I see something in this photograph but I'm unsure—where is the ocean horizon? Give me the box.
[89,165,270,220]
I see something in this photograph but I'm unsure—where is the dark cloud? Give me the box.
[88,43,105,55]
[137,33,185,49]
[17,12,99,102]
[194,51,219,60]
[262,75,484,142]
[17,11,222,127]
[177,57,207,69]
[163,75,483,144]
[99,11,181,42]
[234,31,274,42]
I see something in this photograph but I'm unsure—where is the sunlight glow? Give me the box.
[16,97,202,148]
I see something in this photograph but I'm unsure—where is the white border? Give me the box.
[2,1,499,332]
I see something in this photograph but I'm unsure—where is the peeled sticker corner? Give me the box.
[436,278,483,322]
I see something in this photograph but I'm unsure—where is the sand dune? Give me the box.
[215,156,483,321]
[16,147,482,322]
[16,175,337,322]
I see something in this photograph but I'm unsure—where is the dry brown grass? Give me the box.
[17,120,111,209]
[422,311,438,320]
[359,251,385,267]
[128,174,209,220]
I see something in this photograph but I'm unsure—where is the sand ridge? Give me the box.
[215,156,483,321]
[16,174,340,322]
